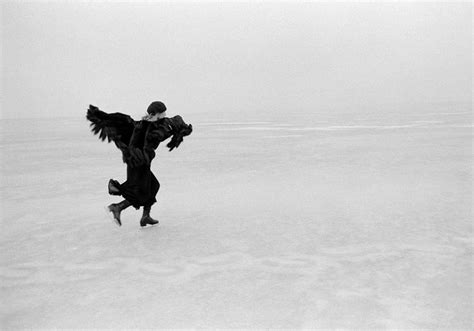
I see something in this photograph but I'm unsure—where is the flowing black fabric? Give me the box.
[117,164,160,209]
[87,105,192,209]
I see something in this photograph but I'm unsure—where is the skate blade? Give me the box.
[140,221,159,229]
[140,224,158,230]
[104,206,121,227]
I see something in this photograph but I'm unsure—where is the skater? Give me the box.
[86,101,193,227]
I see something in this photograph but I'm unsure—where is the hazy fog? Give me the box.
[1,2,471,119]
[1,2,472,328]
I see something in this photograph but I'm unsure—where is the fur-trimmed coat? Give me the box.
[86,105,193,167]
[124,116,192,167]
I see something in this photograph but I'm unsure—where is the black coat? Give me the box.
[123,116,193,167]
[86,105,193,208]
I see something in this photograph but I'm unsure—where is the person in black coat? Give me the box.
[86,101,193,227]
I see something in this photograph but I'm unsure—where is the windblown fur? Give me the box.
[86,104,192,167]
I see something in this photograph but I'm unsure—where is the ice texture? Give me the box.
[1,109,472,328]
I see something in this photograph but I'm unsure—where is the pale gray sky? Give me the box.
[1,1,471,119]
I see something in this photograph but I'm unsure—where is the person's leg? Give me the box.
[139,171,160,227]
[140,204,159,227]
[107,200,131,226]
[119,165,154,209]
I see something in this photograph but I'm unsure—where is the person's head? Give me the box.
[143,101,167,121]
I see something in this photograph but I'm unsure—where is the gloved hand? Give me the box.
[167,123,192,152]
[167,134,183,151]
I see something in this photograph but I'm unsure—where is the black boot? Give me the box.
[108,179,121,196]
[107,200,131,226]
[140,205,159,227]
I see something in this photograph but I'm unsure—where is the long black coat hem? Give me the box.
[114,164,160,209]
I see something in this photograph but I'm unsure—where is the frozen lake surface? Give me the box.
[1,109,472,328]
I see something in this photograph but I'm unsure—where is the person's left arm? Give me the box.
[165,115,193,151]
[142,116,193,163]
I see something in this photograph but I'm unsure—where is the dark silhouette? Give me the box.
[86,101,193,227]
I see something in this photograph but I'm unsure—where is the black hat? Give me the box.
[147,101,167,115]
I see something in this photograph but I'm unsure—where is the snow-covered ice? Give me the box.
[1,109,472,328]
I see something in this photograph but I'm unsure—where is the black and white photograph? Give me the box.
[1,0,472,329]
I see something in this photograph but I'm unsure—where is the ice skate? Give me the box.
[140,215,159,227]
[108,179,121,196]
[105,200,132,227]
[106,204,122,226]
